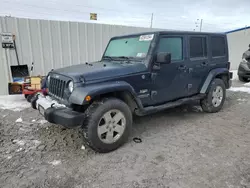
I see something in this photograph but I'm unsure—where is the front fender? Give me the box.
[200,68,230,93]
[69,81,137,105]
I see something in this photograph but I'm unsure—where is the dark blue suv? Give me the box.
[33,31,233,153]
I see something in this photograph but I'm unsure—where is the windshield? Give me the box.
[103,34,154,60]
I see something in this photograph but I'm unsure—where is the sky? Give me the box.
[0,0,249,32]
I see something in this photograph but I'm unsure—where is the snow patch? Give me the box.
[16,148,23,152]
[237,98,247,102]
[15,117,23,123]
[81,145,85,150]
[229,87,250,94]
[33,140,41,145]
[49,160,61,166]
[13,140,25,146]
[0,95,30,111]
[39,120,48,124]
[244,82,250,86]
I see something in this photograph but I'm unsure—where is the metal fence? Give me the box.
[0,16,162,95]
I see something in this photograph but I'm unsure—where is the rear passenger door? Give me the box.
[186,35,210,95]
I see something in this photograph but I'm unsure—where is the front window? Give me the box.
[157,37,183,61]
[103,34,154,60]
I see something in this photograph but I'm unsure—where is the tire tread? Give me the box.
[82,98,132,153]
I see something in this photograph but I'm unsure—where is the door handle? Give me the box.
[201,62,208,66]
[178,65,186,70]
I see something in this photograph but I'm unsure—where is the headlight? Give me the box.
[47,75,51,83]
[68,81,74,92]
[241,58,247,63]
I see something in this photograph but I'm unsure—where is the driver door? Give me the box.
[151,35,189,104]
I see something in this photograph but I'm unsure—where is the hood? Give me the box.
[52,61,147,82]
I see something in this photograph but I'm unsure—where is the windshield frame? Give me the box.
[101,33,155,62]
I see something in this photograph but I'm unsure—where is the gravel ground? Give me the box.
[1,80,250,188]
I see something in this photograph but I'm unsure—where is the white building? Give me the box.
[227,26,250,70]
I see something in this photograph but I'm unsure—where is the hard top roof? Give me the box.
[112,30,225,39]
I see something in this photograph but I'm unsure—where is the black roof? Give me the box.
[112,30,225,39]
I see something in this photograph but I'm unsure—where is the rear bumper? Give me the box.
[35,94,84,128]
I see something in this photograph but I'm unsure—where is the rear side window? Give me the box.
[157,37,183,61]
[190,37,207,58]
[211,36,226,57]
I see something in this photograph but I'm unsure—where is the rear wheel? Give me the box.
[201,78,226,113]
[238,76,249,82]
[82,98,132,153]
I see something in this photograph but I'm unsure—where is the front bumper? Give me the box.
[35,94,84,128]
[238,64,250,77]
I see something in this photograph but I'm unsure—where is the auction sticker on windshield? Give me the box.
[139,34,154,41]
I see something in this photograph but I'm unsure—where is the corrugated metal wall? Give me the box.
[0,16,161,95]
[227,28,250,70]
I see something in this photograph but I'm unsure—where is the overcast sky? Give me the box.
[0,0,249,32]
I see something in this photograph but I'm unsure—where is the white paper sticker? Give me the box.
[139,34,154,41]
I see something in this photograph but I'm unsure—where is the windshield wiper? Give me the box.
[116,56,130,60]
[103,56,115,61]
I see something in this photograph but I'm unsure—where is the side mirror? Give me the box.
[156,52,171,64]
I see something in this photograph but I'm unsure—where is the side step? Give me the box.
[135,94,205,116]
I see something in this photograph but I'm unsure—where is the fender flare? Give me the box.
[200,68,229,94]
[69,81,142,107]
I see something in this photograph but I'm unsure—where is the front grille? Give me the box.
[49,77,66,98]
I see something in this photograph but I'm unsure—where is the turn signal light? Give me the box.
[85,95,91,102]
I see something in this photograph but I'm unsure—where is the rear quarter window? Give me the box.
[211,36,226,57]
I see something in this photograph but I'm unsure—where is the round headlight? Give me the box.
[68,81,74,92]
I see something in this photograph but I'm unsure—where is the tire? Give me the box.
[26,94,34,103]
[30,95,38,109]
[201,78,226,113]
[82,98,132,153]
[238,76,249,82]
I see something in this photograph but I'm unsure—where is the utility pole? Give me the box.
[194,19,203,32]
[200,19,203,32]
[150,13,154,29]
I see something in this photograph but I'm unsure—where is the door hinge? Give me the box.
[188,68,193,73]
[151,73,158,81]
[151,90,157,99]
[188,84,192,90]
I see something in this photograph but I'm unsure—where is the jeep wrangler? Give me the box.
[32,31,233,153]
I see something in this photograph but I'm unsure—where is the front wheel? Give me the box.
[238,76,249,82]
[201,78,226,113]
[26,94,34,102]
[82,98,132,153]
